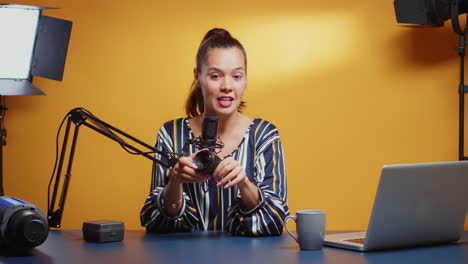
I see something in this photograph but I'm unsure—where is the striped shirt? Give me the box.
[140,117,289,236]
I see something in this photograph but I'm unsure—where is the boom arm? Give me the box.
[47,108,180,228]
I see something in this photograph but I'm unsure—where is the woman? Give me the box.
[140,28,289,236]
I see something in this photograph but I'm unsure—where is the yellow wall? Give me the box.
[6,0,468,230]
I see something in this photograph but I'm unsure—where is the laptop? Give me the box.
[324,161,468,252]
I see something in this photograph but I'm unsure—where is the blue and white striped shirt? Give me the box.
[140,118,289,236]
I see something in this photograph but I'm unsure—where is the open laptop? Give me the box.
[324,161,468,252]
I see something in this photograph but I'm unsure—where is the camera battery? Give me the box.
[82,220,124,243]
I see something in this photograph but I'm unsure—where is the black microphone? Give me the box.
[193,116,223,175]
[199,116,219,151]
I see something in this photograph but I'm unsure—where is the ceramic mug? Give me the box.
[285,210,325,251]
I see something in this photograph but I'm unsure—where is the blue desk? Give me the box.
[1,230,467,264]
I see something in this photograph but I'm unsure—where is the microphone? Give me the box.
[193,116,223,175]
[199,116,220,151]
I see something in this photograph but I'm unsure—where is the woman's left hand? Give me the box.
[213,156,247,189]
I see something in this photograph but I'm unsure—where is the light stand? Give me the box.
[451,2,468,160]
[47,108,181,228]
[456,35,468,160]
[0,97,6,195]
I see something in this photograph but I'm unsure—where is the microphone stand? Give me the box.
[47,108,180,228]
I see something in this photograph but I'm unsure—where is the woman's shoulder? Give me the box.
[250,118,278,132]
[248,118,281,140]
[156,118,191,139]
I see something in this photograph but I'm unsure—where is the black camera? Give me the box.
[190,116,223,175]
[194,149,221,175]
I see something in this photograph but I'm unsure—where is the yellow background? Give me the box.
[5,0,468,231]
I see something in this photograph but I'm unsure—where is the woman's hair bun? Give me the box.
[202,28,232,42]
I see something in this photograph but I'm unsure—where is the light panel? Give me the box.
[0,8,40,79]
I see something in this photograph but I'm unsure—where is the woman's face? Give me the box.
[196,47,247,117]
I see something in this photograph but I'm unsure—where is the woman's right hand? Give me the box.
[163,152,209,216]
[169,151,210,185]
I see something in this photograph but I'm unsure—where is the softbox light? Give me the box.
[0,4,72,95]
[394,0,468,26]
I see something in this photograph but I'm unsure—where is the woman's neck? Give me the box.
[213,112,242,136]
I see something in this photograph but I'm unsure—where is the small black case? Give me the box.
[82,220,125,243]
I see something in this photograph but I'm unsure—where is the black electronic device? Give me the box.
[194,149,221,175]
[200,116,219,151]
[82,220,124,243]
[191,116,224,175]
[0,196,48,249]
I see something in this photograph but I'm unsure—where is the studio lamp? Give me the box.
[394,0,468,160]
[0,4,72,195]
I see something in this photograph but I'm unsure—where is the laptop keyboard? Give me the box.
[345,238,366,244]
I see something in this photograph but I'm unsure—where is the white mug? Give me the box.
[285,210,326,251]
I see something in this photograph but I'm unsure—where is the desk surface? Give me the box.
[1,230,467,264]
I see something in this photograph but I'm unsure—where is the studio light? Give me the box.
[0,4,72,95]
[394,0,468,26]
[0,4,72,195]
[0,196,48,250]
[394,0,468,160]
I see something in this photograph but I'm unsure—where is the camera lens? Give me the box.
[6,209,49,248]
[194,150,220,175]
[197,151,212,166]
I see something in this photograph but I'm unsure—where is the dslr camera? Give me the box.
[187,116,223,175]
